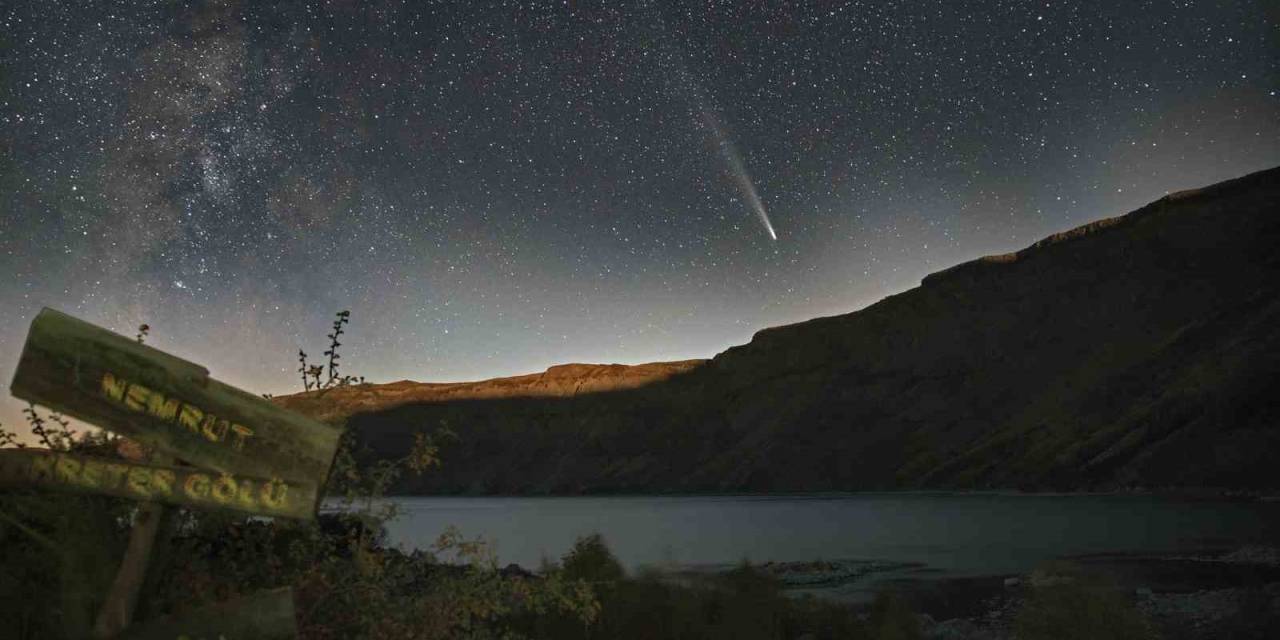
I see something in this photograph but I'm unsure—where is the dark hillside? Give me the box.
[278,167,1280,494]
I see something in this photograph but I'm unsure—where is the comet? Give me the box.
[647,12,778,242]
[699,108,777,241]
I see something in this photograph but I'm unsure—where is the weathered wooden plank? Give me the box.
[114,587,297,640]
[9,308,341,495]
[0,449,319,520]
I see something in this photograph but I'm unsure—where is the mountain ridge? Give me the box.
[278,166,1280,494]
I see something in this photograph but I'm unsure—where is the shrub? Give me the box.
[1013,562,1157,640]
[561,533,625,590]
[868,591,922,640]
[0,422,133,639]
[519,536,872,640]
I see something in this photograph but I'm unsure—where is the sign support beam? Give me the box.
[93,493,168,637]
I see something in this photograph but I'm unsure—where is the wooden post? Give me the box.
[92,501,167,638]
[92,451,172,639]
[134,504,183,623]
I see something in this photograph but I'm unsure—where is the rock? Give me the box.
[500,563,533,578]
[275,360,705,423]
[1002,577,1021,588]
[115,437,147,461]
[1218,545,1280,566]
[1135,586,1153,600]
[1029,568,1075,588]
[1140,587,1246,632]
[926,618,985,640]
[754,558,917,587]
[917,613,937,629]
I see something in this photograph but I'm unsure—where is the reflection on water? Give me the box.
[373,493,1280,592]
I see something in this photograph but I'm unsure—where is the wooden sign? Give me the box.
[0,449,318,520]
[9,308,341,517]
[116,587,297,640]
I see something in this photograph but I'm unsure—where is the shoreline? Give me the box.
[377,489,1280,502]
[793,546,1280,639]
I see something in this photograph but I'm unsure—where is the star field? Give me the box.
[1,1,1277,436]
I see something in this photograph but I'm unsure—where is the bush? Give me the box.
[868,591,922,640]
[1013,562,1156,640]
[561,533,625,590]
[519,535,873,640]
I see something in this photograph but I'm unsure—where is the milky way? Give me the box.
[1,1,1277,438]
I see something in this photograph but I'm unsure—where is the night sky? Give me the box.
[2,1,1277,438]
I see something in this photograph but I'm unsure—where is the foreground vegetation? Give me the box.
[2,420,1174,640]
[0,314,1175,638]
[0,415,872,639]
[0,416,598,639]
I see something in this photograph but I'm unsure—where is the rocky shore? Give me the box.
[693,546,1280,639]
[912,547,1280,639]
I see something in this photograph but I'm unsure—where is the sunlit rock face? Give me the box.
[275,360,706,424]
[280,167,1280,495]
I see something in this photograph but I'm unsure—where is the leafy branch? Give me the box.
[298,349,312,391]
[297,310,364,393]
[325,423,456,520]
[23,403,76,451]
[0,421,19,448]
[323,310,350,387]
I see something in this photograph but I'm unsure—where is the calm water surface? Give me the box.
[379,494,1280,584]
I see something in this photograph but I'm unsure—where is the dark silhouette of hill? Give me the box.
[278,167,1280,493]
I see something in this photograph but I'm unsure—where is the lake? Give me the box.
[378,493,1280,598]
